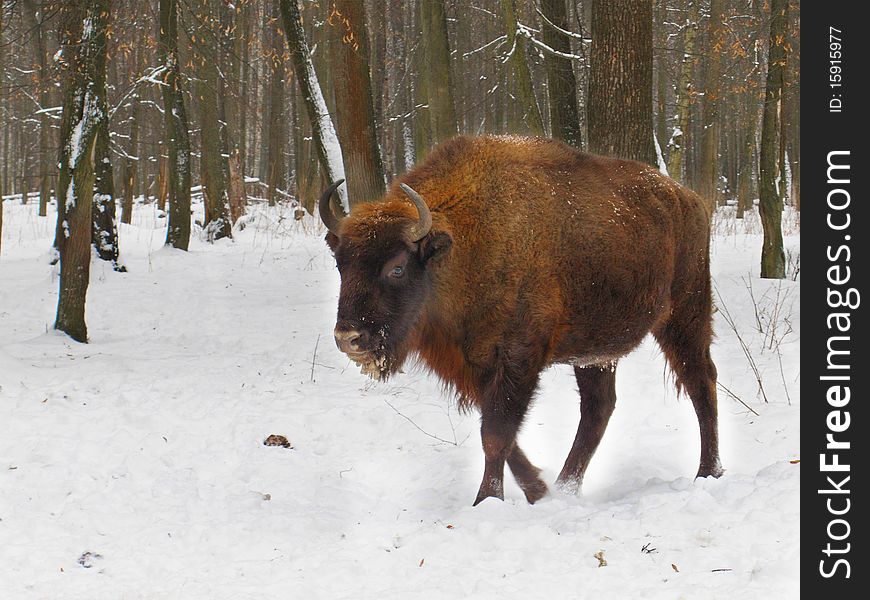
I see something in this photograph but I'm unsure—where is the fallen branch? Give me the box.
[384,399,460,446]
[717,382,760,416]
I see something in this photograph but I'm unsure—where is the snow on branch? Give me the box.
[517,23,585,62]
[462,34,507,59]
[109,65,169,120]
[534,8,589,42]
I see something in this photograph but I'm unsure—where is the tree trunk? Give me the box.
[278,0,348,210]
[55,0,110,343]
[222,0,247,222]
[588,0,656,165]
[122,60,140,225]
[759,0,788,279]
[157,153,168,212]
[192,0,232,241]
[0,4,4,255]
[159,0,192,250]
[501,0,545,136]
[23,0,53,217]
[541,0,581,147]
[654,0,668,157]
[666,0,698,180]
[238,0,251,176]
[737,84,759,218]
[327,0,386,205]
[413,0,431,161]
[92,117,124,270]
[698,0,724,206]
[369,0,387,158]
[266,6,286,206]
[423,0,458,145]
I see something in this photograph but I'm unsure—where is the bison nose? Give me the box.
[334,327,368,354]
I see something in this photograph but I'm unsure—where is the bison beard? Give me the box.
[321,135,723,506]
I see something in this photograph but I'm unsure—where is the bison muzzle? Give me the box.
[320,135,723,506]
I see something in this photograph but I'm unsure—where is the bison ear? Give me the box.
[418,230,453,264]
[325,231,340,253]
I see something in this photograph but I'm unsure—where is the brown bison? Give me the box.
[320,135,722,506]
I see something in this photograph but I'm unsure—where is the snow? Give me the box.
[654,135,669,176]
[0,197,800,598]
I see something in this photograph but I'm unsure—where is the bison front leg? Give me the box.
[473,359,545,506]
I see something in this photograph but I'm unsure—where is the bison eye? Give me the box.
[390,265,405,278]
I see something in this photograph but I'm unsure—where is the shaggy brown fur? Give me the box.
[325,135,722,506]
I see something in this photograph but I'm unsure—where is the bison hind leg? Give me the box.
[653,304,723,479]
[507,445,548,504]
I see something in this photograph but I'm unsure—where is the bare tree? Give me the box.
[501,0,544,135]
[160,0,192,250]
[278,0,346,209]
[22,0,53,217]
[541,0,581,147]
[666,0,698,180]
[421,0,458,145]
[698,0,725,205]
[92,116,124,270]
[264,5,286,207]
[54,0,110,342]
[759,0,788,278]
[191,0,232,240]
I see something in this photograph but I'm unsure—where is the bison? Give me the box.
[320,135,722,506]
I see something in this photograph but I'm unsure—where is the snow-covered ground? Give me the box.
[0,198,799,599]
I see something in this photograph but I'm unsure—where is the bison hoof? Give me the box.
[519,479,549,505]
[554,475,583,496]
[473,477,505,506]
[696,460,724,479]
[472,492,504,507]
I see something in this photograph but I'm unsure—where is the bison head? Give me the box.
[320,180,453,380]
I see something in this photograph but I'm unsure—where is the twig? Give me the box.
[776,348,792,406]
[714,283,770,403]
[310,334,320,382]
[383,399,459,446]
[717,382,760,416]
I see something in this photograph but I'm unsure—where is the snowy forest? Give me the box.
[1,1,799,598]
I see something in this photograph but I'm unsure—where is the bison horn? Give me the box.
[318,179,346,235]
[399,183,432,241]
